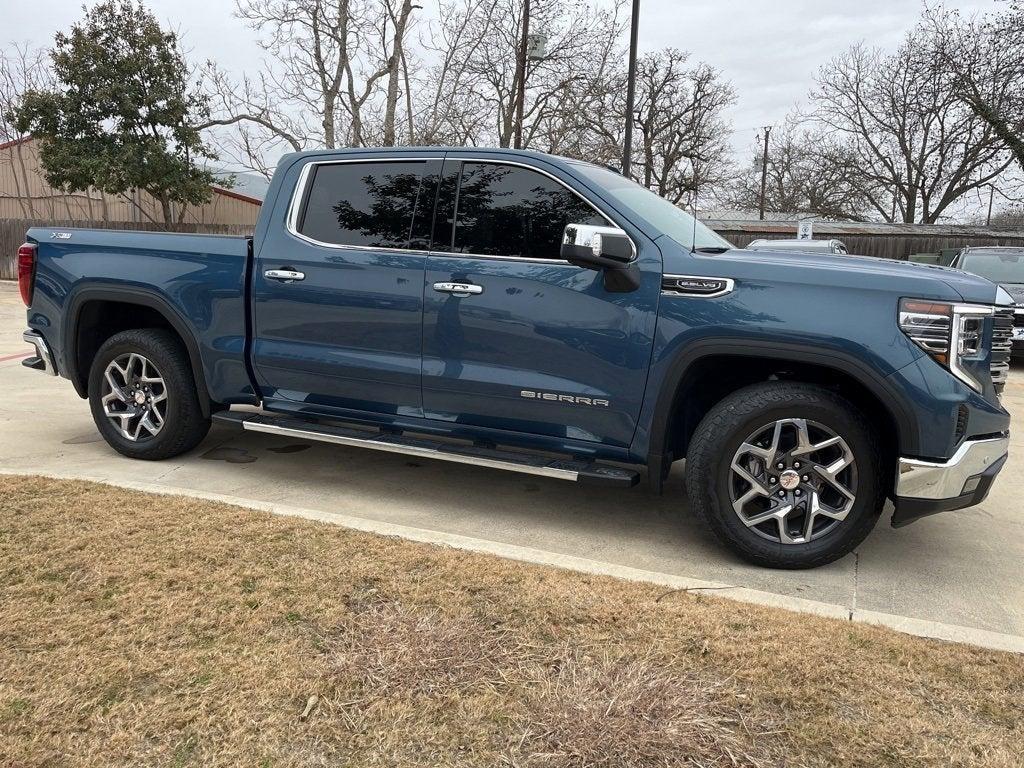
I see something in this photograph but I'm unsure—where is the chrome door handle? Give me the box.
[433,281,483,296]
[265,269,305,282]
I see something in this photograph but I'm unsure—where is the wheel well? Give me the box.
[70,299,211,416]
[665,355,899,495]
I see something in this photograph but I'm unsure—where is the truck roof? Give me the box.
[275,146,598,170]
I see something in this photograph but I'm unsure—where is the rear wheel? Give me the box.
[685,381,884,569]
[88,329,210,460]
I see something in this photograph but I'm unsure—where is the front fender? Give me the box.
[636,337,920,473]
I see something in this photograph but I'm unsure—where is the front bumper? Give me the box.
[892,435,1009,526]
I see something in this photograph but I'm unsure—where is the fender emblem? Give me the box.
[662,274,734,297]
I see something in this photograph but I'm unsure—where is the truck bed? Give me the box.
[25,225,255,406]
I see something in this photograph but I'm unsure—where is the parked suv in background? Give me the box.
[18,148,1014,569]
[951,246,1024,356]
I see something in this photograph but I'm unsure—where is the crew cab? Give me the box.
[18,148,1014,568]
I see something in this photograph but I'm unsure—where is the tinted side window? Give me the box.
[298,161,426,248]
[453,163,605,259]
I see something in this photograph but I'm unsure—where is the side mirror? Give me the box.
[560,223,640,292]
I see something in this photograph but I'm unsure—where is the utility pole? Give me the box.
[513,0,531,149]
[758,125,772,221]
[987,184,995,226]
[622,0,640,176]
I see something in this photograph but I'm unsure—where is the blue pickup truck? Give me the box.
[18,148,1015,568]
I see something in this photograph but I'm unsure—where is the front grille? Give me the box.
[1014,310,1024,329]
[991,308,1013,396]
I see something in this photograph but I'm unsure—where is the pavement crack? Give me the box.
[849,551,860,621]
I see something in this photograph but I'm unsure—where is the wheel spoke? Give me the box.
[802,494,820,541]
[775,506,801,545]
[742,502,790,528]
[813,454,856,503]
[104,369,128,402]
[138,411,161,437]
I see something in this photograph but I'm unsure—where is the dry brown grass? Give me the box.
[0,476,1021,768]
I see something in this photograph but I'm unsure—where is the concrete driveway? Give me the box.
[2,280,1022,649]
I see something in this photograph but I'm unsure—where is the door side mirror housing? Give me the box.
[560,224,640,292]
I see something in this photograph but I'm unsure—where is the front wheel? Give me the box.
[88,329,211,460]
[685,382,884,569]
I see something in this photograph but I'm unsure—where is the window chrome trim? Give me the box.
[283,154,637,265]
[285,156,438,255]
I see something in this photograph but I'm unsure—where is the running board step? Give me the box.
[213,411,639,487]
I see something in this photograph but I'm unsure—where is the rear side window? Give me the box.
[298,161,426,249]
[452,163,605,259]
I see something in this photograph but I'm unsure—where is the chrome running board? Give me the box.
[213,411,640,487]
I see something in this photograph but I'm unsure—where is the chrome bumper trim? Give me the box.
[23,330,57,375]
[896,436,1009,500]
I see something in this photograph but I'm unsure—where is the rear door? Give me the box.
[421,158,661,448]
[252,155,440,416]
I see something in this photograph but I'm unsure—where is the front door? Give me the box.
[421,158,660,448]
[252,157,440,417]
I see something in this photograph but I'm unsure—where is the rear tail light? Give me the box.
[17,243,37,307]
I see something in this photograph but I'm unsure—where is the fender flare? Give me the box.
[644,338,918,487]
[63,285,213,418]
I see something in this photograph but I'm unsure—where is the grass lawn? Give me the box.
[0,475,1022,767]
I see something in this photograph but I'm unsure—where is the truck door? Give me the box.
[252,156,440,416]
[421,158,660,448]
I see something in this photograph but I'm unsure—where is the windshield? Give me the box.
[958,251,1024,283]
[570,163,733,251]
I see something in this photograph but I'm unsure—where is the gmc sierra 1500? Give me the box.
[18,147,1014,568]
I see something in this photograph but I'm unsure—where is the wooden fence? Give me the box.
[0,219,253,279]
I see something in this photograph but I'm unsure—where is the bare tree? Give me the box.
[726,116,873,220]
[201,0,734,207]
[0,43,53,217]
[923,3,1024,172]
[381,0,419,146]
[416,0,626,149]
[202,0,420,175]
[416,6,734,203]
[811,39,1015,223]
[628,50,734,205]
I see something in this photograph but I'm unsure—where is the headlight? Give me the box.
[899,299,993,392]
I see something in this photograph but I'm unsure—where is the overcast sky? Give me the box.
[3,0,1002,166]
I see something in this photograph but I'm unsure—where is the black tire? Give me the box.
[685,381,884,569]
[88,328,211,460]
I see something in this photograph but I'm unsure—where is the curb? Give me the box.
[4,467,1023,654]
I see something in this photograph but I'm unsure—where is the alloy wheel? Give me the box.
[100,353,168,441]
[728,418,857,545]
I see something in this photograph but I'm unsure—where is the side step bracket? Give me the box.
[213,411,639,487]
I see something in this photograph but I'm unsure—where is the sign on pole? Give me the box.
[526,33,547,60]
[797,220,814,240]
